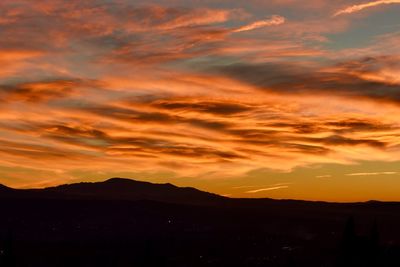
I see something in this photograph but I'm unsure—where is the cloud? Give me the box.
[232,15,285,33]
[246,185,289,193]
[151,7,233,30]
[305,135,386,148]
[316,175,332,178]
[0,0,400,192]
[0,79,94,102]
[325,119,395,134]
[345,172,398,176]
[151,99,252,115]
[334,0,400,16]
[1,65,399,184]
[79,104,233,132]
[212,57,400,104]
[0,49,44,77]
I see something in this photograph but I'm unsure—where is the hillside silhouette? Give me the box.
[0,178,225,205]
[0,178,400,266]
[43,178,224,205]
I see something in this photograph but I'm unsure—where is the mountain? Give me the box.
[0,178,225,205]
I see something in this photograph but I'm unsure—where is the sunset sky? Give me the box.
[1,0,400,201]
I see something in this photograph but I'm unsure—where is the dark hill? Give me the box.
[0,178,225,205]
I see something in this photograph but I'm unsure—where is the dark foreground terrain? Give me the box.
[0,178,399,267]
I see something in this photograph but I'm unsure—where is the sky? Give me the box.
[0,0,400,201]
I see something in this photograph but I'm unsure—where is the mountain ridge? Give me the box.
[0,177,226,206]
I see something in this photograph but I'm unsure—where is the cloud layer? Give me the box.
[0,0,400,198]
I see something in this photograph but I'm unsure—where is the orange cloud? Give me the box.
[334,0,400,16]
[0,0,399,195]
[213,56,400,105]
[232,15,285,32]
[245,185,289,193]
[0,49,43,77]
[0,79,98,102]
[345,172,398,176]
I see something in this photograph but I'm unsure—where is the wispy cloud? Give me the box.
[345,172,398,176]
[232,15,285,32]
[334,0,400,16]
[316,175,332,178]
[246,185,289,193]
